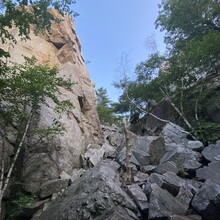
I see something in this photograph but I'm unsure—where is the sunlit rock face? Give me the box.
[1,9,101,193]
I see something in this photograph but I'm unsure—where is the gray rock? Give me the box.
[127,184,149,214]
[132,149,150,166]
[162,172,185,195]
[141,165,157,174]
[155,161,178,174]
[36,160,138,220]
[83,147,104,167]
[160,148,202,174]
[148,183,186,219]
[184,179,203,195]
[23,153,60,193]
[162,123,188,145]
[183,160,202,170]
[149,172,185,196]
[59,171,71,180]
[81,142,116,168]
[70,168,85,183]
[187,141,204,152]
[176,187,193,211]
[103,142,117,157]
[191,180,220,220]
[196,161,220,184]
[148,173,164,187]
[107,131,123,147]
[133,172,149,183]
[39,179,69,199]
[202,140,220,162]
[117,134,165,167]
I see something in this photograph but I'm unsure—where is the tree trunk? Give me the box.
[0,113,32,216]
[124,124,132,183]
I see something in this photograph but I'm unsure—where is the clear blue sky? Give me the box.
[73,0,165,102]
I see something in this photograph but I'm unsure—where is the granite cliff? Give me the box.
[1,9,101,194]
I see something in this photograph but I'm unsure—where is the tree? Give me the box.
[96,87,121,125]
[155,0,220,72]
[0,57,73,215]
[156,0,220,49]
[0,0,78,58]
[114,0,220,141]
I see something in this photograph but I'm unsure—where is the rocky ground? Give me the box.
[19,123,220,220]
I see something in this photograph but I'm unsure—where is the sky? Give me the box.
[73,0,165,102]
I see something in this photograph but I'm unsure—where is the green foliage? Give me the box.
[0,0,78,58]
[114,0,220,142]
[0,56,73,142]
[193,123,220,144]
[7,191,37,219]
[155,0,220,50]
[113,53,166,115]
[96,87,122,125]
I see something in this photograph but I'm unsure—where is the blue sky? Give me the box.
[73,0,165,102]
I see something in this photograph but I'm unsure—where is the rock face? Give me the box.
[1,9,101,193]
[35,160,138,220]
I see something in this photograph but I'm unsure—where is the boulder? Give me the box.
[176,187,193,211]
[117,134,165,167]
[148,173,165,188]
[81,142,116,168]
[127,184,149,215]
[160,147,202,175]
[102,125,124,147]
[162,172,185,196]
[184,179,203,195]
[155,161,178,175]
[183,160,202,171]
[39,179,70,199]
[70,168,85,183]
[141,165,157,174]
[202,140,220,162]
[36,160,139,220]
[149,172,185,197]
[133,172,149,183]
[187,141,204,152]
[191,180,220,220]
[148,183,186,219]
[196,161,220,183]
[59,171,71,180]
[162,123,188,146]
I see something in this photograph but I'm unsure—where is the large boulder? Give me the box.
[35,160,139,220]
[127,184,149,216]
[160,123,202,175]
[191,180,220,220]
[155,161,178,175]
[39,179,70,199]
[149,172,185,196]
[196,161,220,183]
[148,183,186,219]
[117,132,165,167]
[202,140,220,162]
[80,142,116,168]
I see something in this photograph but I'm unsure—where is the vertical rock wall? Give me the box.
[1,9,101,193]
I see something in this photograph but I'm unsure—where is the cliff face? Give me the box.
[1,9,101,193]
